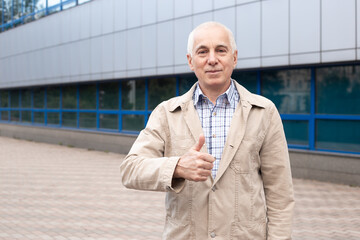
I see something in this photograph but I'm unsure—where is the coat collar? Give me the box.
[168,79,266,112]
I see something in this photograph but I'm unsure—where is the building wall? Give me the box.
[1,0,360,89]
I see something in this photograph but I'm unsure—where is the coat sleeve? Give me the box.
[119,104,185,193]
[260,104,295,240]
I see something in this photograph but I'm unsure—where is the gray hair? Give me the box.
[187,21,237,56]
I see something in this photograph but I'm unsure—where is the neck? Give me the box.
[198,81,231,104]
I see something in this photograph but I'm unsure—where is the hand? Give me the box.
[173,134,215,181]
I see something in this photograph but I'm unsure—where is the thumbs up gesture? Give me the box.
[173,134,215,182]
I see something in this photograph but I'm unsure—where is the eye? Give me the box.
[197,50,207,55]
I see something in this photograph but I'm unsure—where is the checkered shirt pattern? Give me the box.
[193,80,240,179]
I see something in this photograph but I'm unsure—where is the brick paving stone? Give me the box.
[1,136,360,240]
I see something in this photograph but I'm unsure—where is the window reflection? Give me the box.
[179,75,197,95]
[316,120,360,153]
[79,84,96,110]
[62,86,77,109]
[232,71,258,94]
[3,0,12,23]
[33,88,45,109]
[99,82,118,110]
[148,78,176,110]
[10,90,20,108]
[122,80,145,110]
[0,90,9,108]
[12,0,22,24]
[122,114,144,131]
[316,66,360,115]
[21,89,32,108]
[262,69,311,114]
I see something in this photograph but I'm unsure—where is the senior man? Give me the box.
[120,21,295,239]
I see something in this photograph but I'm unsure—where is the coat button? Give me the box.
[211,186,216,192]
[210,232,216,238]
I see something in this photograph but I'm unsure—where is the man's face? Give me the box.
[187,25,238,94]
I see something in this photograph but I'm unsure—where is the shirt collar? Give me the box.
[193,79,239,107]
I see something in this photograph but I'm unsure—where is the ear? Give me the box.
[232,50,238,68]
[187,54,195,71]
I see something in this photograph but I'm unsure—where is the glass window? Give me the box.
[1,90,9,108]
[21,89,32,108]
[262,69,311,114]
[62,0,76,10]
[78,0,91,4]
[47,112,59,125]
[232,71,258,94]
[23,0,35,19]
[34,112,44,124]
[34,0,46,19]
[179,75,197,95]
[316,120,360,153]
[1,111,9,121]
[79,84,96,110]
[79,112,96,129]
[10,90,20,108]
[122,80,145,110]
[12,0,22,22]
[316,66,360,115]
[11,111,20,122]
[62,112,77,127]
[33,88,45,109]
[283,120,308,146]
[122,114,144,131]
[99,82,119,110]
[100,114,118,130]
[21,111,32,123]
[62,86,77,109]
[3,0,11,23]
[48,0,60,14]
[148,78,176,110]
[47,87,60,109]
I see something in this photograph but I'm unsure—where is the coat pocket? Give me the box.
[230,220,267,240]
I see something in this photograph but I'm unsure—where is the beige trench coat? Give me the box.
[120,81,295,240]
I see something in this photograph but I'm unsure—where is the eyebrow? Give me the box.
[194,44,229,52]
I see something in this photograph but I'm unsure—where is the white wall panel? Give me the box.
[237,58,261,69]
[141,25,157,69]
[70,41,81,77]
[60,9,71,44]
[127,0,141,29]
[114,0,127,31]
[70,8,81,42]
[174,17,192,65]
[102,35,114,73]
[175,0,192,18]
[237,0,258,4]
[90,37,102,74]
[322,0,356,50]
[79,2,91,39]
[236,2,261,59]
[142,0,157,25]
[193,0,212,14]
[262,0,289,56]
[290,0,320,54]
[193,12,213,28]
[322,49,356,62]
[102,0,114,34]
[90,0,102,37]
[42,48,51,79]
[79,39,91,75]
[114,32,127,72]
[262,55,289,67]
[290,53,320,65]
[126,29,141,70]
[157,0,173,21]
[214,0,235,9]
[157,22,174,67]
[214,8,236,35]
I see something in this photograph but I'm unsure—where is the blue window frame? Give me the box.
[0,64,359,156]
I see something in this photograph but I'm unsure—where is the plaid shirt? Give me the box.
[193,80,240,179]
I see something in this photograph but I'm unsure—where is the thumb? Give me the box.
[193,134,205,152]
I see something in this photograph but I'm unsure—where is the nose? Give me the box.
[207,51,218,65]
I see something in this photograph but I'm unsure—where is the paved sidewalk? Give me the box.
[0,136,359,240]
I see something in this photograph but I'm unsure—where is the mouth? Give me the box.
[205,70,222,74]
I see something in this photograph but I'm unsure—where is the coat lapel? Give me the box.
[213,99,252,185]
